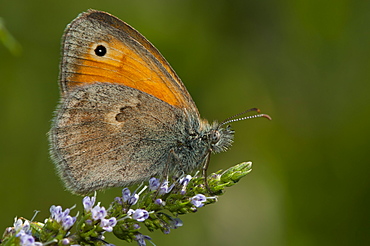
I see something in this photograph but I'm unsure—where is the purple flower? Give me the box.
[158,180,169,195]
[61,208,71,218]
[122,188,139,205]
[128,194,139,205]
[132,209,149,222]
[190,194,217,208]
[163,217,183,234]
[49,205,76,230]
[179,175,192,194]
[100,217,117,232]
[158,180,175,195]
[16,231,33,245]
[135,233,152,246]
[114,197,123,204]
[149,177,160,191]
[51,206,70,222]
[170,218,183,229]
[122,188,131,202]
[191,194,207,207]
[154,198,165,206]
[14,219,22,231]
[83,195,96,212]
[127,209,135,216]
[179,175,192,186]
[61,238,70,245]
[16,231,42,246]
[91,204,107,221]
[61,215,76,230]
[14,218,30,234]
[50,205,63,222]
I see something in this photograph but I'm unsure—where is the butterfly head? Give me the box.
[206,123,235,154]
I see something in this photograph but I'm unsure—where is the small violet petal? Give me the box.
[191,194,207,208]
[82,196,96,212]
[132,209,149,222]
[122,188,131,202]
[149,177,160,191]
[91,205,107,221]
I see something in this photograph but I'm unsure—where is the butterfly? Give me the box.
[49,9,270,195]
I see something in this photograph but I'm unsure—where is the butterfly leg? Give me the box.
[202,152,212,194]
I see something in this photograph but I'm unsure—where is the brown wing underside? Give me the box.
[50,83,186,194]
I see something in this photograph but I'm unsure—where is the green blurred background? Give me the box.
[1,0,369,245]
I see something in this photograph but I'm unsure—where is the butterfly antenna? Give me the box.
[219,108,271,127]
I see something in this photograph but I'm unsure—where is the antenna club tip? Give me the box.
[261,114,272,120]
[250,108,261,113]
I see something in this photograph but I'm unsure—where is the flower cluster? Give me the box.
[110,172,225,244]
[50,205,77,230]
[1,162,253,246]
[12,218,42,246]
[83,195,117,232]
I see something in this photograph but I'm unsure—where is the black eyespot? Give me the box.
[94,45,107,56]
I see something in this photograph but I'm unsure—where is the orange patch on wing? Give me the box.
[68,36,183,107]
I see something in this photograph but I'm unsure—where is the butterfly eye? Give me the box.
[94,45,107,56]
[210,130,221,144]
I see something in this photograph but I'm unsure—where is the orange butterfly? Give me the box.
[49,10,270,195]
